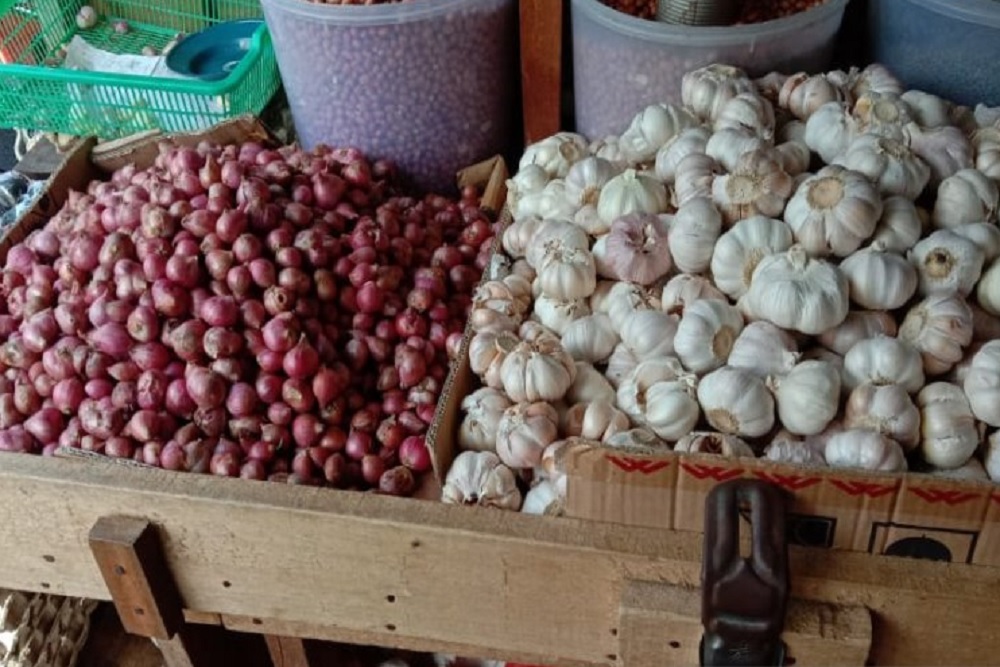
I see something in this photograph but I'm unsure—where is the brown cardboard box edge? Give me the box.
[427,208,1000,568]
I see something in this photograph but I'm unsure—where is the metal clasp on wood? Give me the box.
[700,479,789,667]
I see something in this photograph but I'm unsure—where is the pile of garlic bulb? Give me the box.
[442,62,1000,516]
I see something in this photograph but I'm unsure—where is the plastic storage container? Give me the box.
[261,0,516,194]
[570,0,849,139]
[0,0,279,139]
[868,0,1000,107]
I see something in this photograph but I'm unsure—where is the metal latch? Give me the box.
[700,479,789,667]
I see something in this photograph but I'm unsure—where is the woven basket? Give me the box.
[0,590,98,667]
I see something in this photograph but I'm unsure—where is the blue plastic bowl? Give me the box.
[166,20,264,82]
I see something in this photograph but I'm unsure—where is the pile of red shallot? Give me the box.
[0,139,498,495]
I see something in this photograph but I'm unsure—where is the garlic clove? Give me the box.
[519,132,589,178]
[850,63,904,99]
[605,342,640,388]
[714,91,776,141]
[669,197,723,274]
[660,274,727,316]
[898,293,974,375]
[674,299,744,374]
[843,382,921,451]
[562,400,630,442]
[918,381,980,469]
[779,72,847,121]
[521,479,564,516]
[870,195,923,253]
[567,361,616,405]
[619,103,700,164]
[817,310,897,356]
[705,127,768,173]
[619,310,679,360]
[674,152,723,207]
[728,321,799,378]
[564,156,620,209]
[654,127,711,184]
[532,293,590,336]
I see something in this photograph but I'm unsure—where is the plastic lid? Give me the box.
[905,0,1000,29]
[571,0,849,46]
[261,0,499,26]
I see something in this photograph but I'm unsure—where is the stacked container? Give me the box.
[570,0,849,139]
[261,0,517,194]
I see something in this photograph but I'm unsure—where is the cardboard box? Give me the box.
[428,211,1000,569]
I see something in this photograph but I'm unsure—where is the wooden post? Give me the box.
[265,636,322,667]
[519,0,564,144]
[617,581,873,667]
[88,516,219,667]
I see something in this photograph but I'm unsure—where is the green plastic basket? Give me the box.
[0,0,279,139]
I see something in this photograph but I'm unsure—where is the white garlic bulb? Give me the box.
[779,72,846,120]
[506,165,549,214]
[525,220,590,270]
[567,361,616,406]
[850,63,904,98]
[932,168,998,229]
[951,223,1000,263]
[817,310,898,356]
[844,382,921,451]
[898,294,974,375]
[617,359,700,441]
[972,127,1000,181]
[563,156,620,208]
[442,451,522,510]
[518,132,589,178]
[712,149,794,225]
[697,366,774,438]
[495,402,559,469]
[727,321,800,378]
[562,400,630,442]
[674,153,723,206]
[870,195,923,253]
[842,335,925,393]
[769,359,840,436]
[681,63,755,123]
[536,244,597,301]
[674,299,744,374]
[962,341,1000,427]
[905,123,973,185]
[660,274,727,316]
[573,204,609,236]
[469,329,520,388]
[669,197,723,274]
[604,428,670,454]
[840,245,917,309]
[619,310,679,361]
[532,294,590,336]
[605,282,661,332]
[561,313,619,363]
[714,92,776,140]
[674,431,755,458]
[984,432,1000,483]
[619,103,699,164]
[833,133,930,200]
[917,382,980,469]
[784,165,883,257]
[654,127,711,183]
[801,346,845,376]
[778,119,807,144]
[976,256,1000,316]
[459,388,514,452]
[754,71,788,104]
[705,127,768,173]
[605,342,640,388]
[764,431,827,467]
[499,332,576,403]
[900,89,952,128]
[469,280,523,334]
[521,479,563,516]
[774,140,811,177]
[804,102,857,164]
[908,229,984,297]
[824,430,907,472]
[710,215,794,300]
[590,135,629,169]
[502,215,548,258]
[742,245,850,335]
[852,91,913,142]
[596,169,668,223]
[513,179,579,221]
[929,458,989,482]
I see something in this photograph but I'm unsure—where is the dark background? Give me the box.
[0,130,15,172]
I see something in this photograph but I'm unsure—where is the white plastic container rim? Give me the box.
[900,0,1000,29]
[261,0,501,25]
[572,0,849,46]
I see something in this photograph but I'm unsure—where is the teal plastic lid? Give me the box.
[166,20,264,82]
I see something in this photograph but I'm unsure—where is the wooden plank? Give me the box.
[0,455,998,666]
[618,581,872,667]
[519,0,563,144]
[88,517,184,640]
[265,635,320,667]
